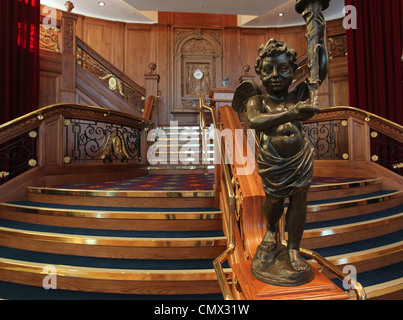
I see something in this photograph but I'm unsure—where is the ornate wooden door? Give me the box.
[172,29,223,124]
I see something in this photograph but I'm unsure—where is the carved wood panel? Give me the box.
[173,28,223,113]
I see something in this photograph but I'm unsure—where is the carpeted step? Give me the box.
[0,217,226,259]
[308,178,383,201]
[329,262,403,300]
[305,190,403,222]
[0,246,231,296]
[0,202,222,231]
[0,280,224,300]
[25,174,217,208]
[301,205,403,248]
[310,230,403,258]
[305,231,403,273]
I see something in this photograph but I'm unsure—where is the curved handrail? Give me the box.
[199,95,236,300]
[0,103,151,143]
[76,38,146,98]
[308,106,402,142]
[299,246,367,300]
[0,104,152,187]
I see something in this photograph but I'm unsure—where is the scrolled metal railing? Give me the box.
[0,104,151,186]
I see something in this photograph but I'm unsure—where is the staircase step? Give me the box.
[26,187,215,208]
[306,190,403,222]
[0,280,224,300]
[0,202,222,231]
[306,230,403,270]
[308,178,383,201]
[25,174,216,208]
[0,246,231,295]
[329,262,403,300]
[301,205,403,248]
[0,218,226,259]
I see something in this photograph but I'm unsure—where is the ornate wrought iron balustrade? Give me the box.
[39,23,61,53]
[370,131,403,175]
[0,130,38,185]
[64,119,141,164]
[303,119,349,160]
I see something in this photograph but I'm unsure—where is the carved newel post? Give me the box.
[232,0,330,287]
[61,2,77,103]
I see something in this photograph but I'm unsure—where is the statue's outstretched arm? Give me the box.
[246,96,320,131]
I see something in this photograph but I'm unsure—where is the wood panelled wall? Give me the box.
[40,11,348,126]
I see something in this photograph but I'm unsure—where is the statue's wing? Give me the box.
[232,81,262,113]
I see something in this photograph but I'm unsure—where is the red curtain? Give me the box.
[0,0,40,125]
[345,0,403,125]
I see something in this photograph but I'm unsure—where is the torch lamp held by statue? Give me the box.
[296,0,330,108]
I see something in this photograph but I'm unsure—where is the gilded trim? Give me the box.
[0,258,232,281]
[310,178,382,192]
[0,203,222,220]
[303,213,403,238]
[307,191,402,213]
[26,187,215,198]
[363,278,403,300]
[0,226,227,247]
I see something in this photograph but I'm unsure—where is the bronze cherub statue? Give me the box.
[232,0,330,286]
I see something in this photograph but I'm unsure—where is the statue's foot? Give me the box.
[287,249,311,272]
[253,231,283,266]
[261,230,278,248]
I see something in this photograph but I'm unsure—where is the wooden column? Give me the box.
[60,11,78,103]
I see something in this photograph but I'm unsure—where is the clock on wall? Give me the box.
[193,69,204,80]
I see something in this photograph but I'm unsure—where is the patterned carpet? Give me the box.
[47,174,216,191]
[45,175,366,191]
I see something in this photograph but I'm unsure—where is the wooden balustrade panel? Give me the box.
[219,106,266,259]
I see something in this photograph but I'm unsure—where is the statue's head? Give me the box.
[255,39,298,94]
[255,39,298,75]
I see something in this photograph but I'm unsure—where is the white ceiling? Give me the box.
[41,0,346,27]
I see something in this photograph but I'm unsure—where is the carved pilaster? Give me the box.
[61,11,78,103]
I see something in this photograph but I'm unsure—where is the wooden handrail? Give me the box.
[0,104,151,191]
[76,38,146,98]
[308,106,403,142]
[0,103,151,144]
[142,96,156,122]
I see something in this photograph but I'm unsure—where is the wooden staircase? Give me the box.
[304,178,403,299]
[0,121,401,299]
[0,177,401,299]
[0,174,230,299]
[231,177,402,300]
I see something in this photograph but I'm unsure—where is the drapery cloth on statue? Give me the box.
[257,137,314,198]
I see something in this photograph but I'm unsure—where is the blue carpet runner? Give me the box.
[0,246,229,270]
[0,280,224,300]
[0,218,224,238]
